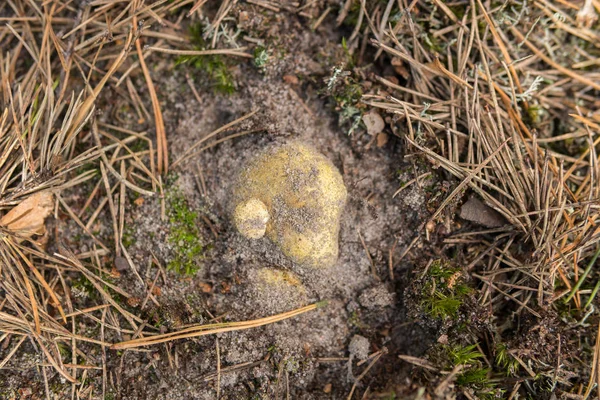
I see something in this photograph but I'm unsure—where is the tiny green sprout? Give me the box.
[316,300,330,309]
[253,46,269,69]
[267,344,278,354]
[285,357,300,373]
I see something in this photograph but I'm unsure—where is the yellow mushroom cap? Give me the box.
[233,198,270,239]
[232,142,347,268]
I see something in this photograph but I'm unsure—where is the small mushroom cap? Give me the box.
[234,198,270,239]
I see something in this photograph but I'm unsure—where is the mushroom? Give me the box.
[232,141,347,268]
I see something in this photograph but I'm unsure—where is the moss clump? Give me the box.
[122,224,135,248]
[232,142,348,268]
[166,187,204,275]
[421,259,471,319]
[176,23,236,94]
[495,343,520,376]
[71,275,98,300]
[443,344,501,398]
[448,343,483,365]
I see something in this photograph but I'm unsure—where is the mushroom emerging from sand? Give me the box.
[233,142,347,268]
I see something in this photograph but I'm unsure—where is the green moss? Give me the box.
[442,344,501,397]
[449,5,468,20]
[495,343,520,376]
[422,34,443,53]
[176,23,236,94]
[339,1,361,28]
[74,161,98,176]
[348,309,365,328]
[71,273,124,307]
[166,184,204,275]
[72,275,99,301]
[122,225,135,248]
[421,259,472,319]
[57,342,70,359]
[129,138,149,153]
[456,367,490,385]
[449,344,482,365]
[285,357,300,373]
[422,292,462,319]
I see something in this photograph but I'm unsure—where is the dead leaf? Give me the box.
[376,132,388,148]
[198,281,212,293]
[0,191,54,239]
[459,197,506,228]
[127,297,141,307]
[391,57,409,79]
[362,110,385,136]
[283,74,299,85]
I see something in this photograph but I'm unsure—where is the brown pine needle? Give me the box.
[111,302,323,349]
[144,46,253,58]
[510,26,600,91]
[133,13,168,174]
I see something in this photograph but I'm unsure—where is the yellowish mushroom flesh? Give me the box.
[233,142,347,268]
[233,198,270,239]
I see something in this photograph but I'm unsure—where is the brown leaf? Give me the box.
[0,191,54,238]
[391,57,409,79]
[376,132,388,148]
[362,110,385,136]
[459,197,506,228]
[198,282,212,293]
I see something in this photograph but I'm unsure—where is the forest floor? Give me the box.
[1,0,600,399]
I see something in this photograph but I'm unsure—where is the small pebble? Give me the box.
[114,256,129,271]
[348,334,370,361]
